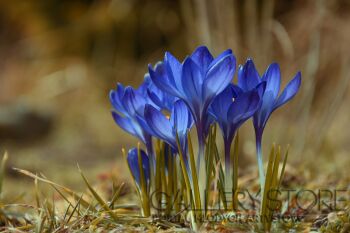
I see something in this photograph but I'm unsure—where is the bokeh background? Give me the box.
[1,0,350,195]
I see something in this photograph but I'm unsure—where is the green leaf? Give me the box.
[187,132,201,211]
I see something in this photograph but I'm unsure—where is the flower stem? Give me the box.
[224,139,232,194]
[196,125,205,175]
[145,137,155,207]
[196,122,206,219]
[255,134,265,194]
[145,136,154,169]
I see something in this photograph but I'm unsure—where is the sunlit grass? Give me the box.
[0,151,349,232]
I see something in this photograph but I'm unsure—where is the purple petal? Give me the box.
[273,72,301,110]
[148,62,181,97]
[164,52,184,94]
[110,84,127,115]
[208,49,233,70]
[203,54,236,100]
[256,81,266,98]
[190,46,214,72]
[136,115,155,136]
[237,58,261,91]
[170,100,193,136]
[137,75,149,96]
[127,148,150,188]
[255,91,275,130]
[147,89,162,108]
[231,84,244,96]
[262,63,281,100]
[144,105,175,145]
[228,90,260,124]
[111,111,145,142]
[123,87,147,116]
[210,84,235,122]
[116,83,125,100]
[181,57,203,103]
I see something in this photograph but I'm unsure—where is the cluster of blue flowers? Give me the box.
[110,46,301,208]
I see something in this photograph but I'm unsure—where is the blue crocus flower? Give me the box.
[109,82,154,158]
[210,84,262,182]
[127,148,150,192]
[110,84,146,141]
[144,99,193,178]
[144,74,177,112]
[144,100,193,152]
[148,46,236,165]
[238,58,301,188]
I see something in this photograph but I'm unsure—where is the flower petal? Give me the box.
[228,90,260,125]
[145,74,175,111]
[262,63,281,100]
[136,115,155,136]
[273,72,301,110]
[170,100,193,137]
[256,81,266,98]
[146,89,162,108]
[148,62,181,97]
[181,57,203,103]
[231,84,244,96]
[110,84,127,115]
[190,46,213,73]
[123,87,147,116]
[254,91,275,130]
[136,75,149,96]
[210,84,235,123]
[208,49,233,70]
[204,54,236,100]
[127,148,150,188]
[237,58,261,91]
[111,111,145,142]
[164,52,184,94]
[144,104,175,146]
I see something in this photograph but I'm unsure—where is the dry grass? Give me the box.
[1,152,349,232]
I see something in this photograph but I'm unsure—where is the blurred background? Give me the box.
[1,0,350,195]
